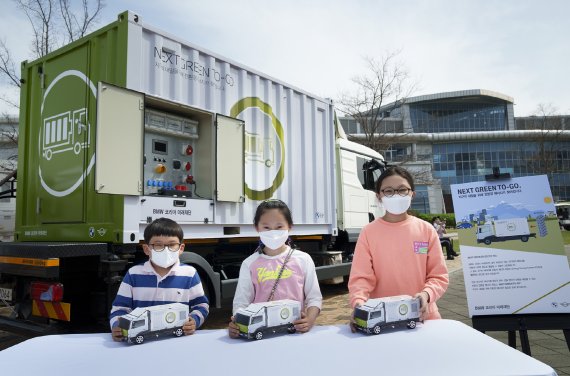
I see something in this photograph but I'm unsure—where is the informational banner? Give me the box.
[451,175,570,317]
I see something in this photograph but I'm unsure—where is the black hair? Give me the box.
[253,199,293,227]
[375,166,415,194]
[144,217,184,243]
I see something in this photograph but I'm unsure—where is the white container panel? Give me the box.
[128,23,335,233]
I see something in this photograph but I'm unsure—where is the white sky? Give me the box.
[1,0,569,117]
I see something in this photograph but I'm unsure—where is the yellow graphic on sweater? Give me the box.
[257,266,293,283]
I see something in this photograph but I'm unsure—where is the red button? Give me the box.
[186,175,194,184]
[185,162,191,171]
[186,145,193,155]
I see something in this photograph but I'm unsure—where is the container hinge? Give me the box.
[139,100,144,110]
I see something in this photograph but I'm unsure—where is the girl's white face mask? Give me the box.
[381,195,412,215]
[259,230,289,250]
[151,249,179,268]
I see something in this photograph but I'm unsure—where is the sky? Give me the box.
[1,0,569,117]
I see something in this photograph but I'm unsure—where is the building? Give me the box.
[340,89,570,213]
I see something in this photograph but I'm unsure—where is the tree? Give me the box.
[0,0,105,110]
[517,103,569,181]
[337,51,417,154]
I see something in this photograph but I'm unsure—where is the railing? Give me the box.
[0,170,16,199]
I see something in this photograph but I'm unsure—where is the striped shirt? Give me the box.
[109,261,209,329]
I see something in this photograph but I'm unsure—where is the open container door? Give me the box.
[216,115,244,202]
[95,82,144,196]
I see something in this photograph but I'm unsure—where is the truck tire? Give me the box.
[254,331,263,340]
[175,328,184,337]
[134,335,145,344]
[484,238,492,245]
[287,324,296,334]
[372,325,381,335]
[407,321,416,329]
[521,236,529,242]
[565,225,570,231]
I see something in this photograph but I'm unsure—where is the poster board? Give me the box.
[451,175,570,317]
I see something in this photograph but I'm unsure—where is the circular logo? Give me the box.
[399,304,408,315]
[38,70,97,197]
[280,307,290,320]
[165,311,176,324]
[230,97,285,200]
[507,223,516,231]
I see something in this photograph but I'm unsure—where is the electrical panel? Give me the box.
[143,109,199,197]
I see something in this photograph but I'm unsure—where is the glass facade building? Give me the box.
[341,90,570,213]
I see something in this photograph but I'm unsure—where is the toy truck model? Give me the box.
[0,11,385,334]
[353,295,421,334]
[476,218,536,245]
[556,202,570,231]
[234,299,301,340]
[118,303,189,344]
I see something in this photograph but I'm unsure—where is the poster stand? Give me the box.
[471,168,570,356]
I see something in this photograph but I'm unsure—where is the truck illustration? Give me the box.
[353,295,421,334]
[234,299,301,340]
[245,131,275,167]
[117,303,189,344]
[42,108,90,160]
[476,217,536,245]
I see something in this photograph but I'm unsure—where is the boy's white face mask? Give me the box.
[381,195,412,215]
[259,230,289,250]
[151,249,179,268]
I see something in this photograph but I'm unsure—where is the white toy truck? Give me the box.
[118,303,189,344]
[234,299,301,340]
[476,218,536,245]
[353,295,421,334]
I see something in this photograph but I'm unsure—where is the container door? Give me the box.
[37,44,91,224]
[95,82,144,195]
[215,115,244,202]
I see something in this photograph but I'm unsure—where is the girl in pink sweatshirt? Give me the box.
[348,167,449,322]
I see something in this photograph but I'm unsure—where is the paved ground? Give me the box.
[1,247,569,375]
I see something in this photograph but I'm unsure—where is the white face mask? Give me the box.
[151,249,179,268]
[381,195,412,215]
[259,230,289,250]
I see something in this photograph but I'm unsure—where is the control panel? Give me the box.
[143,109,199,197]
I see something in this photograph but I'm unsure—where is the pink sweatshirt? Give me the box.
[348,216,449,320]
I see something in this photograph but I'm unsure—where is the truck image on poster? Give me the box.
[234,300,301,340]
[118,303,189,345]
[476,218,536,245]
[353,295,421,334]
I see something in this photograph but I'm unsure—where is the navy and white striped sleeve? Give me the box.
[188,272,209,328]
[109,271,134,329]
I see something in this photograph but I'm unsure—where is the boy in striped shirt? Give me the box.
[110,218,209,341]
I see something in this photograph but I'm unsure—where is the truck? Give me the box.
[353,295,421,334]
[117,303,189,344]
[0,11,385,334]
[234,299,301,340]
[476,218,536,245]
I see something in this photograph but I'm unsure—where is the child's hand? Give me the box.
[349,303,361,333]
[414,291,431,320]
[228,316,240,338]
[183,317,196,335]
[111,326,123,342]
[293,311,315,333]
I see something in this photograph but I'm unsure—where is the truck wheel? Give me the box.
[254,331,263,340]
[484,239,491,245]
[407,321,416,329]
[565,225,570,231]
[134,335,145,344]
[521,236,529,242]
[372,325,381,335]
[175,328,184,337]
[287,324,296,334]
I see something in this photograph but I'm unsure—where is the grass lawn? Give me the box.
[562,230,570,245]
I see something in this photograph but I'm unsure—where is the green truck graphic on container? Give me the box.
[353,295,421,334]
